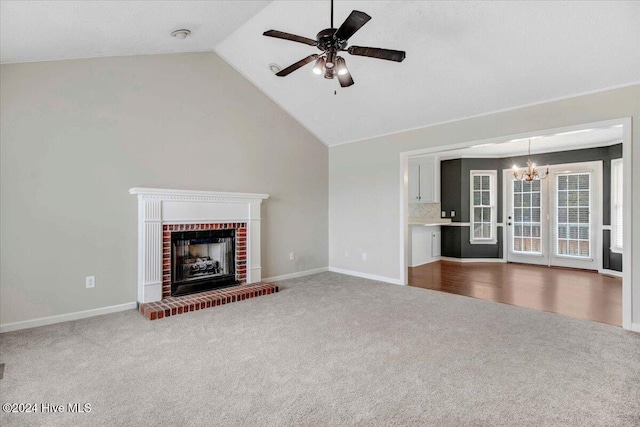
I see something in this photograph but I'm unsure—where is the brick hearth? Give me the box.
[139,282,279,320]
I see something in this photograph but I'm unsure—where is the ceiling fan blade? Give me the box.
[334,10,371,41]
[347,46,406,62]
[337,71,354,87]
[276,54,319,77]
[263,30,317,46]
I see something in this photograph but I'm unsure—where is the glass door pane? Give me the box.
[556,173,590,258]
[512,179,542,254]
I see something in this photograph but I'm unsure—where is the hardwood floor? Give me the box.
[408,261,622,326]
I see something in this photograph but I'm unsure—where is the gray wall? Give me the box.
[0,52,328,326]
[328,84,640,327]
[440,158,504,259]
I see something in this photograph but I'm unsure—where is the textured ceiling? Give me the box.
[2,1,640,147]
[0,0,271,63]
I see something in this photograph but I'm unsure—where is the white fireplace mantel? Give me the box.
[129,187,269,303]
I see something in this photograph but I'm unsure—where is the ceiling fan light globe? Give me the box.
[335,56,349,75]
[312,57,325,75]
[325,49,336,69]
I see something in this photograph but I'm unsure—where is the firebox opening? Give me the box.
[171,229,238,296]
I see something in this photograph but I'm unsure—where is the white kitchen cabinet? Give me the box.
[409,225,441,266]
[432,231,441,257]
[408,157,439,203]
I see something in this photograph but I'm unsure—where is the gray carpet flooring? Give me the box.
[1,272,639,426]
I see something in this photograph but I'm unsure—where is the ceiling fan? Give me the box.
[263,0,406,87]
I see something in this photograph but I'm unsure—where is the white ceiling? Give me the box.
[2,1,640,147]
[0,1,271,62]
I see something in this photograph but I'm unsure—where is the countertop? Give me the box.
[408,218,452,226]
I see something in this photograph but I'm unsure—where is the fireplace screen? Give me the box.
[171,229,236,296]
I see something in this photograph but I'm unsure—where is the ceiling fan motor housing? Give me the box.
[316,28,348,51]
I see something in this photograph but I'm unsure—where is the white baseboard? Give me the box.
[630,323,640,333]
[262,267,328,283]
[0,302,137,333]
[409,258,440,268]
[599,268,623,278]
[328,267,403,285]
[439,256,506,263]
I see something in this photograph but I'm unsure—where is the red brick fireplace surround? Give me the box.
[162,222,247,298]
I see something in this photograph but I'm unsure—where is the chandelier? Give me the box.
[513,139,549,182]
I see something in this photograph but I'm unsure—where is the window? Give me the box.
[611,158,623,253]
[512,179,542,254]
[556,173,591,258]
[470,170,497,243]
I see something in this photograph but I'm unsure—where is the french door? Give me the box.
[505,161,602,270]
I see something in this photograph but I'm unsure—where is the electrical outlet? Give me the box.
[450,211,456,217]
[362,252,367,261]
[345,250,349,258]
[86,276,95,289]
[289,252,295,261]
[441,211,446,218]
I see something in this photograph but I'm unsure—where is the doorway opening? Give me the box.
[400,119,631,329]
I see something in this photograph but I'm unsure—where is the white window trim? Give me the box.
[611,158,623,254]
[469,170,498,244]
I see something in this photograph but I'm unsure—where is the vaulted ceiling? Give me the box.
[2,1,640,147]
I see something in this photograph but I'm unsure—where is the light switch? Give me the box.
[450,211,456,217]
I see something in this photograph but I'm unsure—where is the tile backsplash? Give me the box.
[409,202,441,219]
